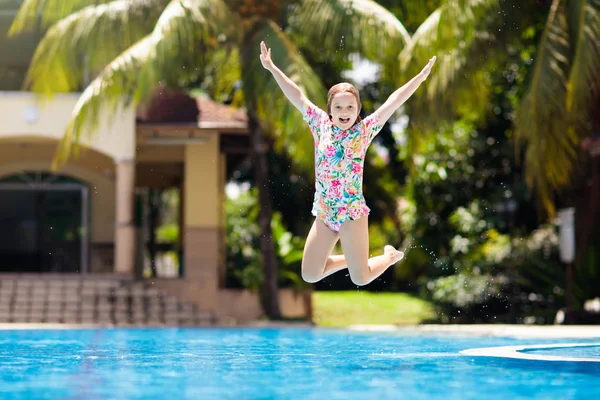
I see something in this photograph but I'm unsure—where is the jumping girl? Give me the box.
[260,41,436,286]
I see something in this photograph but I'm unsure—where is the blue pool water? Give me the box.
[0,328,599,399]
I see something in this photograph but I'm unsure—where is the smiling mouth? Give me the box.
[339,117,350,124]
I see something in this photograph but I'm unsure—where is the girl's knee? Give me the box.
[349,271,369,286]
[301,260,324,283]
[301,270,321,283]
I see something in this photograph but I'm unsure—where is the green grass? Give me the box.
[312,291,437,327]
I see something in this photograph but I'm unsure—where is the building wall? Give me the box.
[0,91,137,273]
[0,92,225,279]
[182,136,222,308]
[150,279,312,323]
[0,92,136,161]
[216,289,312,323]
[184,136,221,228]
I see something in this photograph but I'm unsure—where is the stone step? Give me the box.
[81,303,96,311]
[64,303,79,312]
[0,277,214,327]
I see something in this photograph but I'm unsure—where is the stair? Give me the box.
[0,276,215,326]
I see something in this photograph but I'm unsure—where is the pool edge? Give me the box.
[459,342,600,362]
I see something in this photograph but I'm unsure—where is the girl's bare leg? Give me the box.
[301,219,347,283]
[302,217,403,284]
[338,216,404,286]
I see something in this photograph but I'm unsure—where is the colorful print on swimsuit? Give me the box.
[302,100,383,231]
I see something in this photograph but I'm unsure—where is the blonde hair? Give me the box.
[326,82,362,124]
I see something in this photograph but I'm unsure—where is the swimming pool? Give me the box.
[1,327,598,399]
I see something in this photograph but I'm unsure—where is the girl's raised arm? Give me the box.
[260,41,307,112]
[375,56,436,125]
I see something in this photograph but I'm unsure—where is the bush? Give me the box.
[425,222,564,323]
[225,185,308,290]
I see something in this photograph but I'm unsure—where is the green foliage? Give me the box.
[399,25,575,322]
[156,224,179,244]
[374,0,442,33]
[288,0,410,65]
[224,185,261,289]
[426,223,564,323]
[225,186,308,290]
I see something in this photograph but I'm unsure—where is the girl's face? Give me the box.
[330,92,359,130]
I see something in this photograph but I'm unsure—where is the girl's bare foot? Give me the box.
[384,245,404,264]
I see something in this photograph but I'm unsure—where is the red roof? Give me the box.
[136,86,248,131]
[196,97,248,129]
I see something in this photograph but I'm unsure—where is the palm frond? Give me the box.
[289,0,410,63]
[200,48,242,103]
[397,0,500,123]
[240,19,328,171]
[566,0,600,126]
[514,0,573,216]
[53,0,234,165]
[9,0,113,34]
[149,0,235,87]
[53,35,154,166]
[23,0,169,95]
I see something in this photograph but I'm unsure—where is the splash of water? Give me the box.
[401,242,452,271]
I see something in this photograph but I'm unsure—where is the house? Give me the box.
[0,2,310,324]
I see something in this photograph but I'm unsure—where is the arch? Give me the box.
[0,136,115,181]
[0,171,85,185]
[0,134,117,161]
[0,136,117,245]
[0,135,117,169]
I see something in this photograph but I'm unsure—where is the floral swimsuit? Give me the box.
[302,100,383,232]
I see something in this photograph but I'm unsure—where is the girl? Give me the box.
[260,41,436,286]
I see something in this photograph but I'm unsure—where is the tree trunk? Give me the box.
[239,19,281,319]
[248,113,281,319]
[571,102,600,315]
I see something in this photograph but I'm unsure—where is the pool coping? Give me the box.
[459,342,600,362]
[345,324,600,339]
[2,323,600,339]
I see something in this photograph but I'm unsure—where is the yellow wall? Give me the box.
[184,134,220,227]
[217,289,311,323]
[150,280,313,323]
[137,145,185,163]
[0,141,116,243]
[0,92,136,161]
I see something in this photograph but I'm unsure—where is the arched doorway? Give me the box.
[0,172,89,273]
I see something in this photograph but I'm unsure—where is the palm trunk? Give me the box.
[575,104,600,271]
[239,20,281,319]
[248,112,281,319]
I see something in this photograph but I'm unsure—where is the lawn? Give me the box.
[312,291,437,327]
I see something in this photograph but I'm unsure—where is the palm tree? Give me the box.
[397,0,600,263]
[9,0,411,318]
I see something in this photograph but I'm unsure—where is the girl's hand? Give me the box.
[260,41,274,71]
[419,56,436,80]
